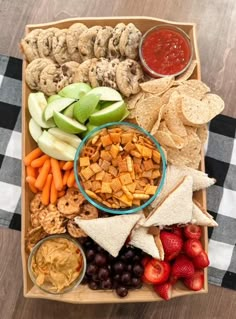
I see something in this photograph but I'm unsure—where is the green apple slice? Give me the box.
[89,101,127,125]
[47,94,63,104]
[98,101,114,109]
[28,92,55,128]
[44,97,75,121]
[120,108,130,121]
[73,94,100,124]
[29,118,43,142]
[58,83,91,99]
[86,87,122,101]
[63,103,75,118]
[48,127,81,149]
[38,131,76,161]
[53,111,87,134]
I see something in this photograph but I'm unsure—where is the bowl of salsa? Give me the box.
[139,25,193,78]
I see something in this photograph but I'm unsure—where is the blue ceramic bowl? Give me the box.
[74,122,167,214]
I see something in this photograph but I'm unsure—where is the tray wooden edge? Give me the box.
[21,15,208,303]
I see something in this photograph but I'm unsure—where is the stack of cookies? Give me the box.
[22,23,145,97]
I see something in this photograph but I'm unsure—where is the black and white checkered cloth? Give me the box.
[0,54,235,290]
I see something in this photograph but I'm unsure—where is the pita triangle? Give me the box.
[130,226,164,260]
[75,213,141,257]
[192,200,218,227]
[144,175,193,227]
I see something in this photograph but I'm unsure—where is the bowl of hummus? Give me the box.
[28,235,86,294]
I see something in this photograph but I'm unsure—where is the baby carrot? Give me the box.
[59,161,66,169]
[24,148,43,166]
[41,174,52,206]
[26,176,36,186]
[50,178,58,204]
[51,158,63,191]
[35,159,51,190]
[58,190,66,198]
[28,183,38,194]
[62,161,74,170]
[31,154,49,168]
[26,166,37,178]
[62,169,71,186]
[67,169,75,188]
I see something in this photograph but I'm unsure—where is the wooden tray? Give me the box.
[21,16,208,304]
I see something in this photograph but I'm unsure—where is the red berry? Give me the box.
[160,231,183,261]
[154,282,172,300]
[171,255,195,279]
[183,270,204,291]
[144,259,171,284]
[193,251,210,268]
[171,226,184,238]
[184,239,203,258]
[141,274,153,285]
[184,225,202,240]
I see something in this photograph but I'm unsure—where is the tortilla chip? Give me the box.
[150,104,166,135]
[197,125,208,144]
[174,60,198,83]
[135,95,162,131]
[154,131,185,149]
[178,95,210,126]
[201,93,225,120]
[164,91,187,137]
[140,76,174,94]
[126,91,145,110]
[177,80,210,100]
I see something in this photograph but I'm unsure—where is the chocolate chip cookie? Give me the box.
[108,23,126,59]
[52,29,71,65]
[94,26,113,58]
[25,58,53,91]
[116,59,144,97]
[40,64,62,96]
[37,27,59,62]
[20,29,43,62]
[66,23,88,63]
[119,23,142,60]
[73,59,95,84]
[78,26,101,61]
[57,61,80,91]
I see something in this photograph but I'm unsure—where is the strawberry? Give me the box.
[154,282,172,300]
[184,225,202,240]
[171,226,184,238]
[183,270,204,291]
[184,239,203,258]
[193,251,210,268]
[171,255,195,281]
[141,274,153,285]
[160,231,183,261]
[144,259,171,284]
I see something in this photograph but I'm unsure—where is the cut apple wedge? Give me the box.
[48,128,81,149]
[63,103,75,118]
[29,118,43,142]
[47,94,63,104]
[28,92,55,128]
[44,97,75,121]
[89,101,127,125]
[58,83,91,99]
[86,87,122,101]
[38,131,77,161]
[53,111,87,134]
[73,93,100,123]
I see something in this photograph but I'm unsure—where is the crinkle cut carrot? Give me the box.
[50,158,63,191]
[31,154,49,168]
[24,148,43,166]
[67,169,75,188]
[50,178,58,204]
[35,159,51,190]
[62,161,74,170]
[41,174,52,206]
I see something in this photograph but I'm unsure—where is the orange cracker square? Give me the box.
[101,182,112,193]
[81,166,95,180]
[111,178,122,192]
[90,163,102,173]
[79,157,90,166]
[119,173,133,185]
[101,134,112,147]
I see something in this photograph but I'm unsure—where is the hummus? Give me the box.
[31,237,83,292]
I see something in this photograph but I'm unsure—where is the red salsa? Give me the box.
[141,27,192,76]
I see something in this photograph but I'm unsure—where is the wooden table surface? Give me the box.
[0,0,236,318]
